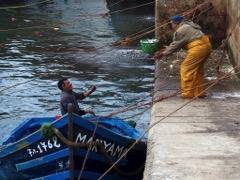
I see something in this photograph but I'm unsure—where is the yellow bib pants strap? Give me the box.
[180,35,212,98]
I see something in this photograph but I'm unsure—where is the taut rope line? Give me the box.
[105,1,155,15]
[107,0,124,8]
[0,0,50,10]
[0,2,214,94]
[51,125,144,176]
[98,65,240,179]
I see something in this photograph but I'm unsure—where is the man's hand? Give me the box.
[153,51,163,60]
[84,85,96,97]
[85,109,96,116]
[90,85,96,92]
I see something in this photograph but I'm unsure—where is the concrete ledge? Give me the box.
[143,50,240,180]
[144,97,240,180]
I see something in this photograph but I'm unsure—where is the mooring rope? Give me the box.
[107,0,125,8]
[0,24,51,32]
[114,50,232,121]
[77,120,99,180]
[0,0,51,10]
[98,64,240,180]
[105,1,155,15]
[50,124,145,177]
[122,106,151,120]
[0,1,215,94]
[120,2,214,46]
[125,64,238,120]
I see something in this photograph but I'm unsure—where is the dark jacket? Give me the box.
[60,91,86,115]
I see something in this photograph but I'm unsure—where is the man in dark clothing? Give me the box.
[57,78,96,116]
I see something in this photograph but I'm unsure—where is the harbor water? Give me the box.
[0,0,155,142]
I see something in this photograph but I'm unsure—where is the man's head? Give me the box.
[58,78,73,92]
[171,15,183,30]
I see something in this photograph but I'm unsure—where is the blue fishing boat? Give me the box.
[0,113,146,179]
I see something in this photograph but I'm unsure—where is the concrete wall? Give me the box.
[226,0,240,68]
[207,0,239,74]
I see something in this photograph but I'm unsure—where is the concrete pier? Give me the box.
[143,51,240,179]
[144,0,240,179]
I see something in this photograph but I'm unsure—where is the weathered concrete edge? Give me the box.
[142,100,162,179]
[143,60,167,179]
[143,59,240,180]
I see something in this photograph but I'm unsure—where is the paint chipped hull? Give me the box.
[0,115,146,179]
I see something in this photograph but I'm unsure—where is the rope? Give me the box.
[78,120,99,180]
[0,1,215,94]
[107,0,124,8]
[106,47,232,120]
[97,89,179,120]
[98,64,240,180]
[0,1,229,107]
[0,79,35,93]
[51,125,145,176]
[105,1,155,15]
[0,42,121,95]
[220,16,240,49]
[121,1,214,46]
[0,25,51,32]
[0,0,51,10]
[92,3,237,172]
[3,47,225,122]
[0,9,196,95]
[122,106,151,121]
[0,23,230,129]
[210,15,240,78]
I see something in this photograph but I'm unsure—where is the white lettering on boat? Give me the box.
[75,132,127,158]
[26,132,127,158]
[27,136,61,157]
[113,145,124,157]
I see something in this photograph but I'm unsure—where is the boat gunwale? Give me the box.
[0,114,145,158]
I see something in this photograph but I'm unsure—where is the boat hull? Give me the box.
[0,115,146,179]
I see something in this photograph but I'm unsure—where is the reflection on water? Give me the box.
[0,0,154,142]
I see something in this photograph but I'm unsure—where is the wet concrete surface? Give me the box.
[143,50,240,180]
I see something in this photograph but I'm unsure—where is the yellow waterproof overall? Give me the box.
[181,35,212,98]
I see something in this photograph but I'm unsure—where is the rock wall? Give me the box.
[225,0,240,69]
[155,0,239,73]
[155,0,206,45]
[155,0,226,46]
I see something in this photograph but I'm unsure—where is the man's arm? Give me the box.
[162,37,186,56]
[154,24,191,60]
[83,85,96,97]
[75,85,96,100]
[154,32,186,60]
[162,25,190,56]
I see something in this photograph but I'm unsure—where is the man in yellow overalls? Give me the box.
[154,15,212,98]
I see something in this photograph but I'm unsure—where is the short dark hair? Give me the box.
[58,78,68,91]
